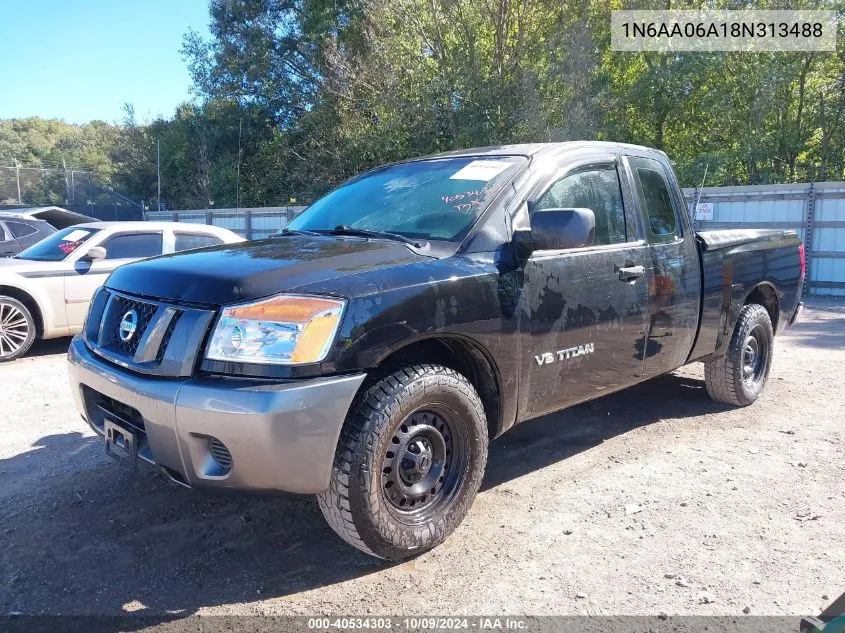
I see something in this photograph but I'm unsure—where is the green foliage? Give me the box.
[2,0,844,209]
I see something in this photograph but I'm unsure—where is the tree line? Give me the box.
[1,0,844,211]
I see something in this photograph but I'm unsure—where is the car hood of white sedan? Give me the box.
[0,257,68,275]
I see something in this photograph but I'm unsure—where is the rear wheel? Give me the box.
[704,303,774,406]
[0,296,36,362]
[317,364,488,560]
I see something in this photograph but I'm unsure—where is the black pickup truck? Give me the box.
[67,142,804,560]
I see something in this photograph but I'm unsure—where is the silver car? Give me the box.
[0,222,243,361]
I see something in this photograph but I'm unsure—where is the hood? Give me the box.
[105,235,427,305]
[0,256,51,275]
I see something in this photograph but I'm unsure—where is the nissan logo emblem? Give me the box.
[119,309,139,342]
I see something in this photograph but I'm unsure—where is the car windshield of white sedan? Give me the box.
[16,227,102,261]
[286,156,526,242]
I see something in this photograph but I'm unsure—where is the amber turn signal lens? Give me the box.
[291,311,343,363]
[224,296,342,323]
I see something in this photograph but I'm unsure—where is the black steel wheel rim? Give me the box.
[742,324,769,385]
[381,406,467,523]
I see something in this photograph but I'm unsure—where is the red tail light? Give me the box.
[799,242,806,281]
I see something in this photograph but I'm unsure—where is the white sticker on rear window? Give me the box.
[449,160,513,181]
[62,229,91,242]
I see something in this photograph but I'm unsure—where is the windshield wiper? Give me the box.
[277,228,324,237]
[327,225,427,248]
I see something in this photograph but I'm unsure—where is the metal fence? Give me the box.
[144,206,305,241]
[1,164,146,221]
[683,181,845,296]
[146,182,845,297]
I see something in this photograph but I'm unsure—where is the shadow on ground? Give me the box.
[22,336,74,359]
[784,315,845,350]
[0,372,730,624]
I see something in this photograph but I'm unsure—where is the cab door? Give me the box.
[622,155,701,377]
[519,156,650,420]
[64,231,164,329]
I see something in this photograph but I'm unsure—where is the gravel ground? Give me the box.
[0,300,842,619]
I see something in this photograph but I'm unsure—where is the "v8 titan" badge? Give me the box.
[534,343,595,366]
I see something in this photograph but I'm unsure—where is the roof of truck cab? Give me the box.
[418,141,665,160]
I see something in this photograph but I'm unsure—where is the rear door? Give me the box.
[520,155,650,419]
[0,222,21,256]
[622,155,701,377]
[64,231,164,329]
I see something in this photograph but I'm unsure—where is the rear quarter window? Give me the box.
[6,221,40,238]
[634,166,679,243]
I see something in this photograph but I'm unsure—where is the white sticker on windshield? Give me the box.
[62,229,91,242]
[449,160,513,181]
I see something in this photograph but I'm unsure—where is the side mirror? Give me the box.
[85,246,107,261]
[515,208,595,252]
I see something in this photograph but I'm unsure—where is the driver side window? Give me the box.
[535,166,629,246]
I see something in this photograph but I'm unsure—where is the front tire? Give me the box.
[0,296,36,362]
[317,364,488,560]
[704,303,774,406]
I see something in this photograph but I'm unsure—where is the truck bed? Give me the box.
[688,229,803,362]
[697,228,795,251]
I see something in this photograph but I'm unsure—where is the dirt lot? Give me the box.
[1,301,842,619]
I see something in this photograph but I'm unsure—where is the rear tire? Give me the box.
[0,296,36,362]
[704,303,773,406]
[317,364,488,560]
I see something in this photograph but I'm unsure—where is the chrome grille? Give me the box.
[110,295,158,356]
[84,289,215,378]
[155,312,182,362]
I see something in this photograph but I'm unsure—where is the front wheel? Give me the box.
[317,364,488,560]
[704,303,774,406]
[0,296,36,362]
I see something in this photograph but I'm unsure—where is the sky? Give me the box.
[0,0,211,124]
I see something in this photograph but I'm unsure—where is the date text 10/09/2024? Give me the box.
[307,618,529,630]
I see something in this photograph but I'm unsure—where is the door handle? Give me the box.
[618,265,645,282]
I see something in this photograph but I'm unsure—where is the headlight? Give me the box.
[205,294,346,365]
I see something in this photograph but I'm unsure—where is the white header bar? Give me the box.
[611,10,838,52]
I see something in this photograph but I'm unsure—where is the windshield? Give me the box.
[287,156,526,242]
[16,226,101,261]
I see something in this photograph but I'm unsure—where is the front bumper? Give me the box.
[67,335,366,494]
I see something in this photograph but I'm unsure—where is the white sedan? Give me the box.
[0,222,243,361]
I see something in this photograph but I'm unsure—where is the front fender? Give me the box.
[0,276,62,337]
